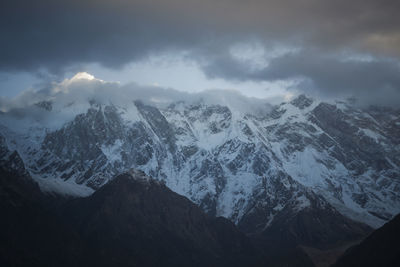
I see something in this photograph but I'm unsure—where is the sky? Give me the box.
[1,0,400,106]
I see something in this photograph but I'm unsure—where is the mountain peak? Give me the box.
[71,72,95,81]
[290,94,314,109]
[124,169,164,185]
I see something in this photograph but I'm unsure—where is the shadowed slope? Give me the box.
[333,213,400,267]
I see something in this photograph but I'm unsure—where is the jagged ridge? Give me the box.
[1,95,399,233]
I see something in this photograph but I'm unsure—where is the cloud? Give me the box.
[0,72,274,131]
[1,0,400,73]
[1,0,400,105]
[199,49,400,106]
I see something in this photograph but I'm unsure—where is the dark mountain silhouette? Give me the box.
[0,131,374,267]
[60,170,262,267]
[0,155,81,266]
[333,213,400,267]
[0,164,261,266]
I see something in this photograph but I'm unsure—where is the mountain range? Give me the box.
[1,74,400,265]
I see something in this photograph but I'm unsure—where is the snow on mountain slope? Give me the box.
[0,76,399,231]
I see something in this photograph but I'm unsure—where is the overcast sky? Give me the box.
[1,0,400,105]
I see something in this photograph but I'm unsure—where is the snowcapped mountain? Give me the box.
[1,73,399,235]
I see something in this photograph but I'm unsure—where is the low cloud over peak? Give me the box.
[0,72,275,127]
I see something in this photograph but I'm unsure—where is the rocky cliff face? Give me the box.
[1,94,399,234]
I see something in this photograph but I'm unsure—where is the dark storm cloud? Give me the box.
[1,0,400,104]
[0,0,207,73]
[2,0,400,72]
[201,49,400,105]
